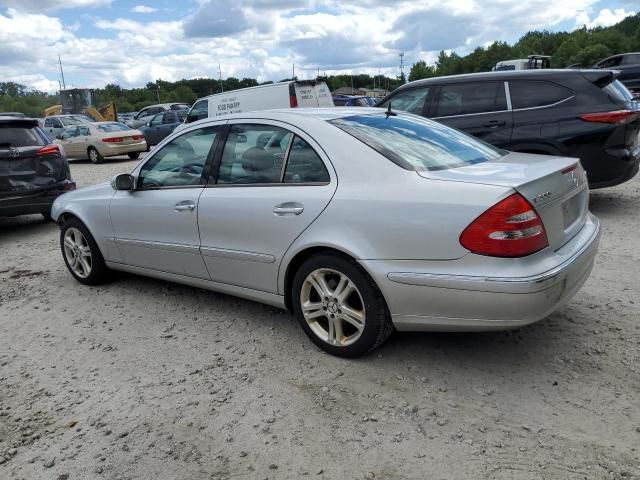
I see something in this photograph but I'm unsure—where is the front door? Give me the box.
[430,81,513,149]
[197,121,336,293]
[109,125,222,279]
[58,127,81,157]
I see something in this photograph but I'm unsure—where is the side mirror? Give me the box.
[112,173,134,191]
[146,122,151,127]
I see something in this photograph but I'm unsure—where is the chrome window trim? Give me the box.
[431,93,575,119]
[206,181,330,188]
[504,81,512,110]
[509,94,575,112]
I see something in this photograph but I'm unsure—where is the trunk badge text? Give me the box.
[534,191,552,203]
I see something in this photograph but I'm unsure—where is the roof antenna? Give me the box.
[385,102,397,118]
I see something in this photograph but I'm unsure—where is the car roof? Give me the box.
[0,116,39,126]
[392,68,614,88]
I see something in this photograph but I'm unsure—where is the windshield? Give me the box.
[97,122,132,132]
[61,115,91,126]
[329,113,504,171]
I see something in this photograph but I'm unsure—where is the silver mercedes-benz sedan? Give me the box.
[52,108,601,357]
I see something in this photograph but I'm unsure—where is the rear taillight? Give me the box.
[102,137,124,143]
[580,110,639,125]
[290,95,298,108]
[460,193,549,257]
[37,145,60,156]
[132,135,144,141]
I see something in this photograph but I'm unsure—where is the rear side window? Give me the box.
[0,125,46,147]
[623,54,640,66]
[603,79,634,103]
[379,87,429,115]
[510,81,574,109]
[434,82,506,117]
[187,99,208,123]
[329,114,504,171]
[284,137,329,183]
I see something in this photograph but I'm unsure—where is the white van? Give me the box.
[181,80,334,127]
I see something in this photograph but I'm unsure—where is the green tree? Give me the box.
[408,60,436,81]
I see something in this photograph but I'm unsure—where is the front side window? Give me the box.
[509,81,574,109]
[598,56,623,68]
[44,118,53,127]
[150,114,163,126]
[329,113,503,171]
[78,126,90,136]
[61,127,78,140]
[138,126,220,188]
[379,87,429,115]
[52,119,63,128]
[435,82,506,117]
[187,100,208,123]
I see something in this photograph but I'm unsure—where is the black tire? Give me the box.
[292,253,393,358]
[41,212,52,222]
[128,152,140,160]
[88,147,104,164]
[60,217,110,285]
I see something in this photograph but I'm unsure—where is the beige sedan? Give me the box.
[54,122,147,164]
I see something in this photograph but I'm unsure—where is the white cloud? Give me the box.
[0,0,111,12]
[575,8,634,28]
[131,5,158,14]
[0,0,636,93]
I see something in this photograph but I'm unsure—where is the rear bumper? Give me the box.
[0,180,76,217]
[360,213,601,332]
[585,143,640,189]
[98,140,147,157]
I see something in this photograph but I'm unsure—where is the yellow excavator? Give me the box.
[44,88,117,121]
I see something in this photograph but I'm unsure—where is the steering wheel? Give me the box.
[178,162,204,175]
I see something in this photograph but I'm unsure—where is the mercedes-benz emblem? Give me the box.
[9,147,19,158]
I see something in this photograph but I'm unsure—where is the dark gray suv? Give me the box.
[0,116,75,218]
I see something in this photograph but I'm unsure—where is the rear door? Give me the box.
[197,120,337,293]
[430,81,513,148]
[294,82,334,107]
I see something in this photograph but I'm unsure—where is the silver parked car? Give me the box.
[51,108,601,357]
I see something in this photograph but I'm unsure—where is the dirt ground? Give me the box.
[1,156,639,480]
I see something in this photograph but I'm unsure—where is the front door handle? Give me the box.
[273,202,304,216]
[174,201,196,212]
[482,120,506,128]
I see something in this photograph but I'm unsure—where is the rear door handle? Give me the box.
[174,201,196,212]
[482,120,506,128]
[273,202,304,216]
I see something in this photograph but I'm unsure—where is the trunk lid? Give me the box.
[417,152,589,251]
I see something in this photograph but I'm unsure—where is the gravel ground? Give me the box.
[1,156,639,480]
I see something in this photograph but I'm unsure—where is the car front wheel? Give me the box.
[88,147,104,164]
[292,253,393,357]
[60,218,109,285]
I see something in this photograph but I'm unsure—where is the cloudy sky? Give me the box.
[0,0,637,92]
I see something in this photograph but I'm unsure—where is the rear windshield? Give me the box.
[97,122,131,132]
[329,114,504,171]
[0,125,47,147]
[603,80,634,103]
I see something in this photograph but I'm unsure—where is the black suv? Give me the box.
[593,52,640,94]
[0,116,75,218]
[376,69,640,188]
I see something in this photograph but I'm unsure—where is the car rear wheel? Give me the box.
[128,152,140,160]
[292,253,393,357]
[88,147,103,164]
[60,218,109,285]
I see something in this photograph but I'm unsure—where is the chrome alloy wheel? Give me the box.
[63,227,92,278]
[300,268,366,347]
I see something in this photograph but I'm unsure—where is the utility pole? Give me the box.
[156,84,160,102]
[219,65,224,93]
[292,64,295,80]
[58,55,66,90]
[399,52,405,83]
